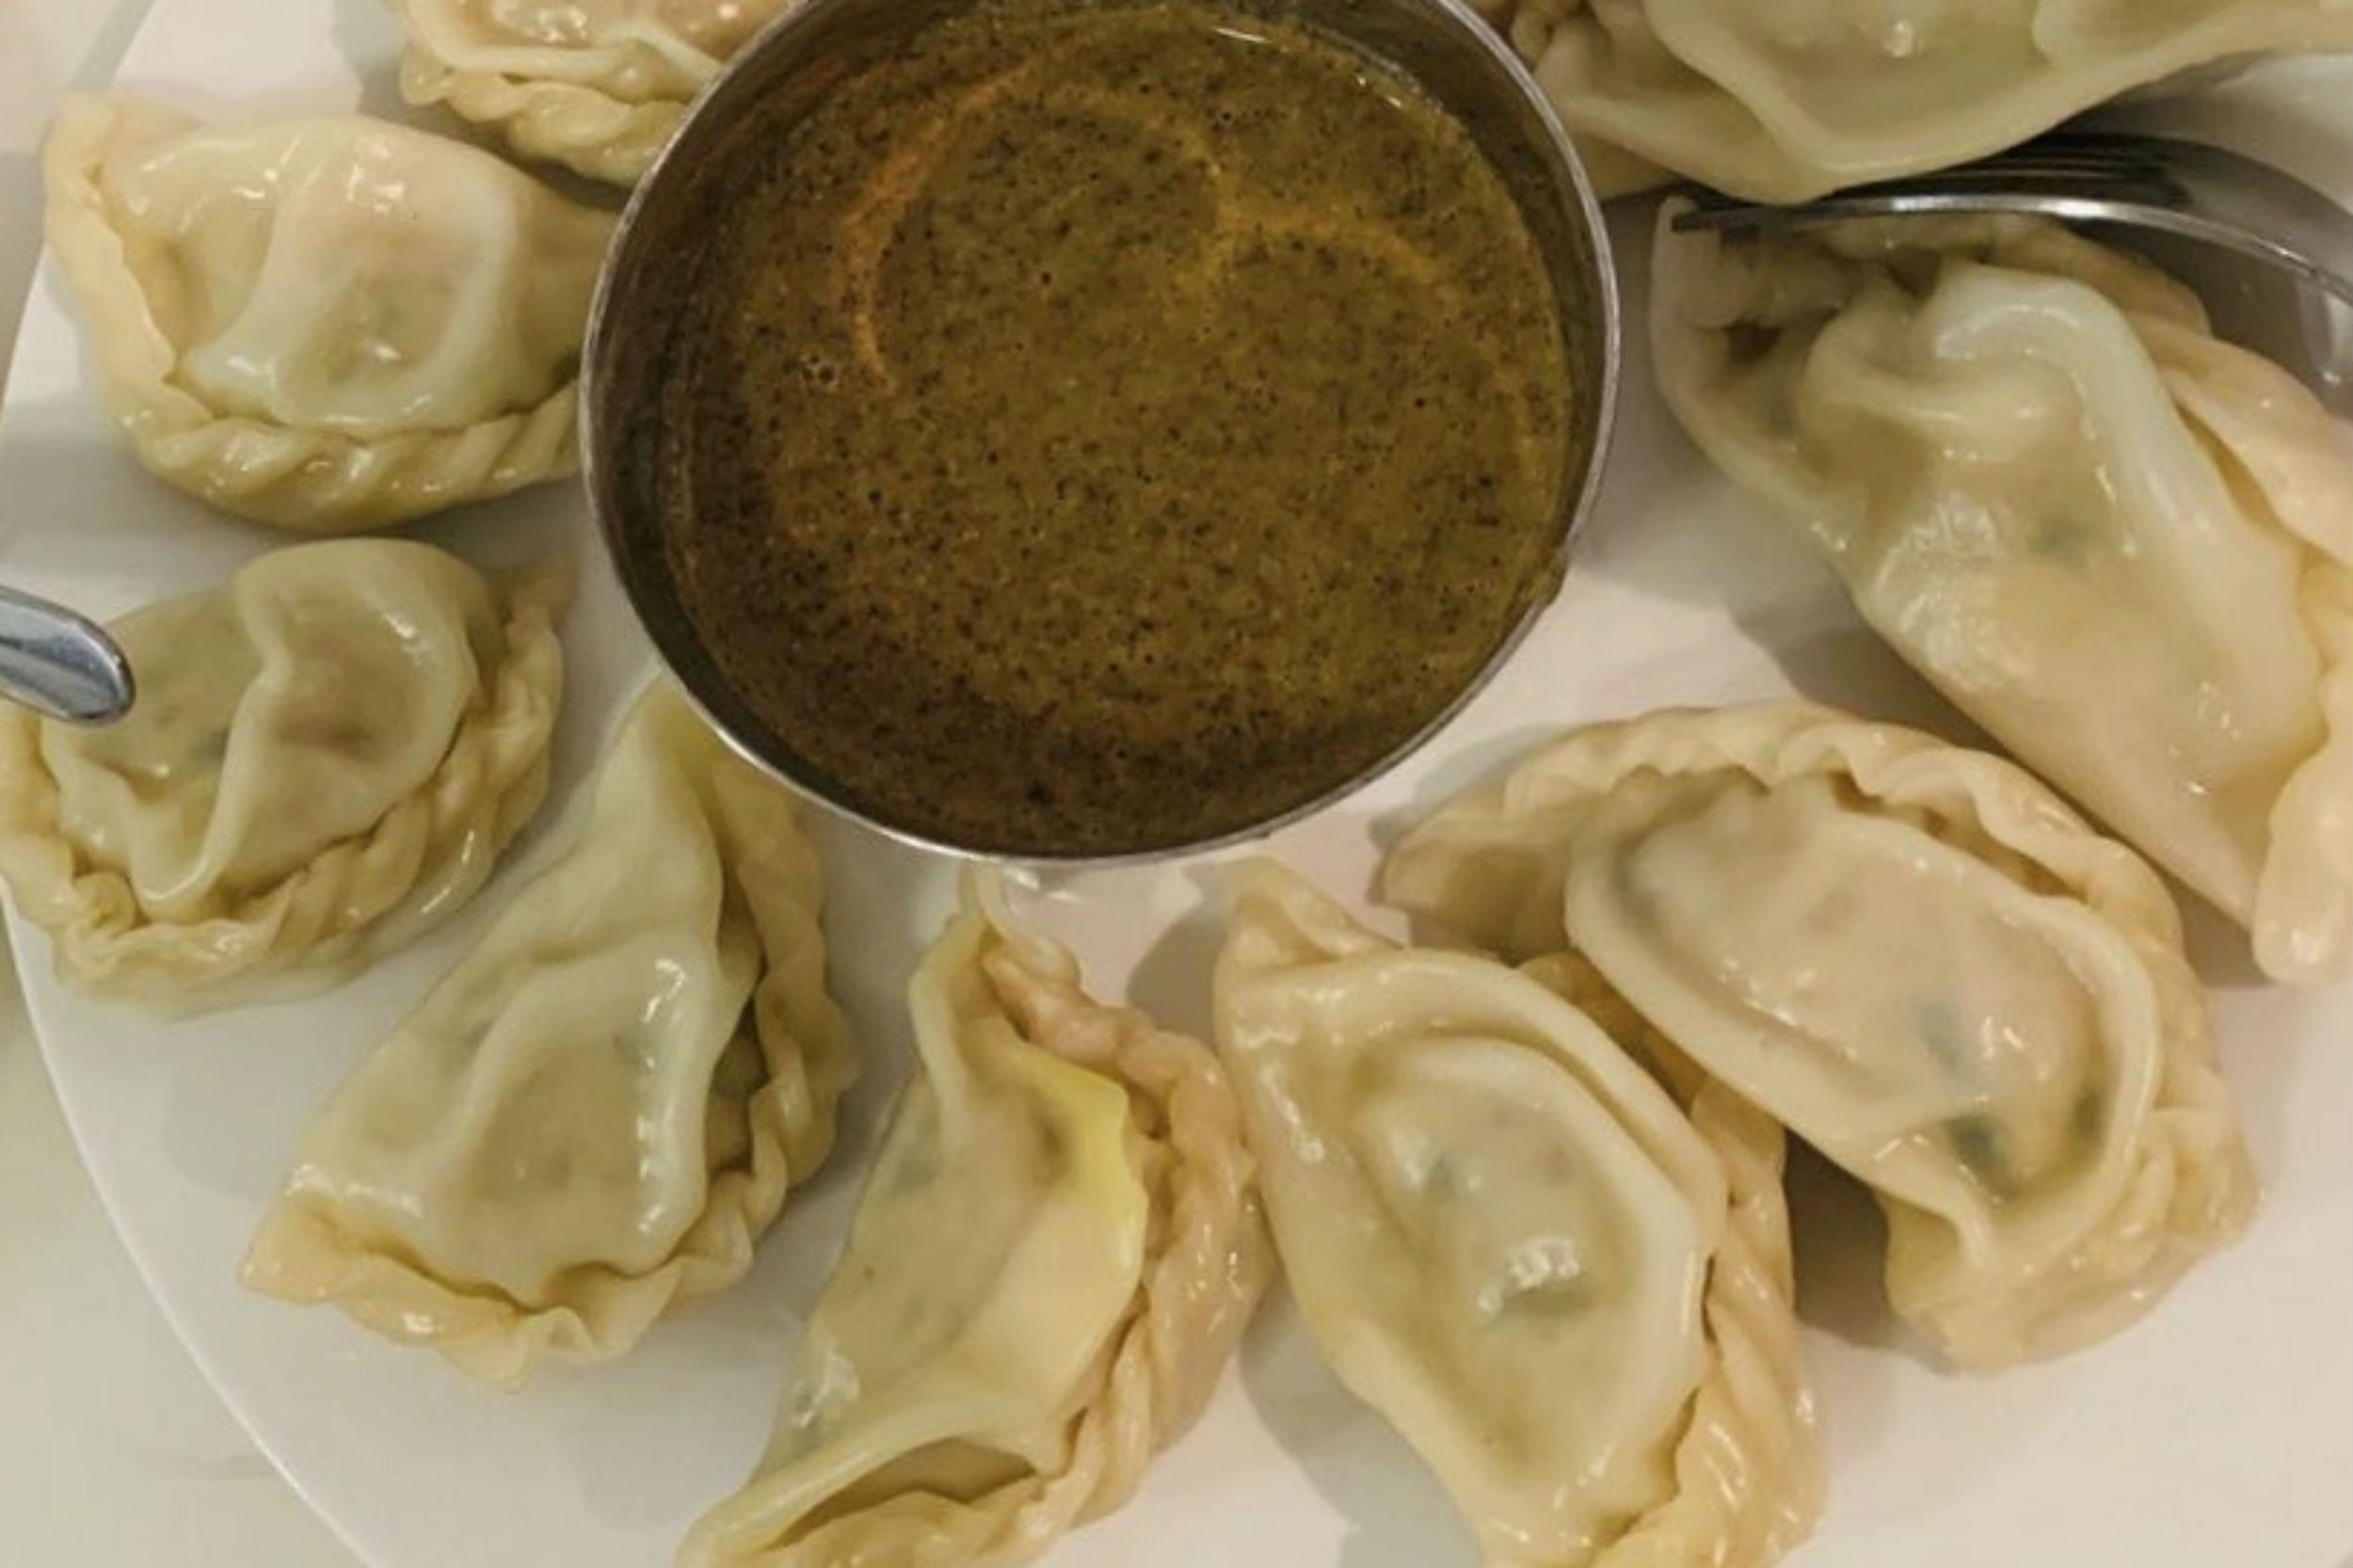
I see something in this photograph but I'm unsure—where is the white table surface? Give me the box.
[0,4,358,1565]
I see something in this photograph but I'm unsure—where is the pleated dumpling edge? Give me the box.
[390,0,794,185]
[0,540,569,1010]
[1648,203,2353,985]
[1478,0,2353,203]
[41,95,613,529]
[680,871,1271,1568]
[1215,858,1821,1568]
[1384,701,2257,1369]
[242,684,854,1386]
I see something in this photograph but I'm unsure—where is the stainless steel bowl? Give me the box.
[582,0,1621,865]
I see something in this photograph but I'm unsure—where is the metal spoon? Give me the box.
[0,584,135,725]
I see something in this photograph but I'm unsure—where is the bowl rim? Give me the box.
[580,0,1624,869]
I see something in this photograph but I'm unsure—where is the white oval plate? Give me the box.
[4,4,2351,1566]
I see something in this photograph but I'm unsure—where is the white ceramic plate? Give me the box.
[5,5,2352,1566]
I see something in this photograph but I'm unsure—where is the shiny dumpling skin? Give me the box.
[242,685,854,1386]
[1383,702,2257,1368]
[41,96,614,529]
[1471,0,2353,201]
[680,875,1270,1568]
[1215,860,1819,1568]
[392,0,794,184]
[1650,207,2353,984]
[0,540,568,1010]
[1513,947,1821,1568]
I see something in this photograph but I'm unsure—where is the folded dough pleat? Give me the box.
[0,540,568,1009]
[1650,206,2353,984]
[243,685,854,1385]
[1216,859,1820,1568]
[680,874,1269,1568]
[1472,0,2353,202]
[42,96,612,529]
[1385,702,2257,1368]
[1526,950,1821,1567]
[391,0,793,185]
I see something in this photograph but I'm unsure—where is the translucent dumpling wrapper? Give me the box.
[42,96,614,529]
[680,875,1271,1568]
[1214,859,1820,1568]
[392,0,794,185]
[1384,702,2258,1368]
[1470,0,2353,201]
[1650,206,2353,984]
[243,685,854,1386]
[0,540,568,1010]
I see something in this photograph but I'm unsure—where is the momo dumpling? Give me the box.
[392,0,793,184]
[1215,860,1819,1568]
[1651,208,2353,984]
[0,540,568,1009]
[1474,0,2353,200]
[244,686,854,1386]
[681,876,1269,1568]
[1385,703,2258,1368]
[42,96,613,529]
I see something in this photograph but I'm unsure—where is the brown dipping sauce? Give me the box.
[665,0,1573,855]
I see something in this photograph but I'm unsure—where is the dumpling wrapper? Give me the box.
[1651,206,2353,984]
[42,96,613,529]
[1385,702,2257,1368]
[1215,859,1819,1568]
[0,539,568,1010]
[1471,0,2353,201]
[392,0,793,185]
[680,875,1270,1568]
[243,685,854,1386]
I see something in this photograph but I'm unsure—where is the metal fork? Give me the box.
[1672,131,2353,409]
[1673,131,2353,308]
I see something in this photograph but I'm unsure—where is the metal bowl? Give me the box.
[582,0,1621,865]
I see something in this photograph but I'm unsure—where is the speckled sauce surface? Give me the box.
[666,0,1570,855]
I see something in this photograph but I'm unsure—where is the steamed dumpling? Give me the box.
[1651,207,2353,984]
[1384,703,2257,1368]
[1215,860,1819,1568]
[1474,0,2353,200]
[42,96,614,529]
[680,875,1270,1568]
[392,0,793,185]
[244,686,853,1386]
[0,540,568,1009]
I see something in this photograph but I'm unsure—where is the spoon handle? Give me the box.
[0,584,136,726]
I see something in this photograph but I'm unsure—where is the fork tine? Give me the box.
[1992,132,2171,168]
[1669,129,2353,313]
[1673,131,2193,215]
